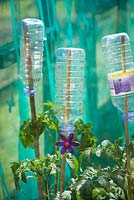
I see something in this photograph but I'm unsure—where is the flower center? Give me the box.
[64,141,70,148]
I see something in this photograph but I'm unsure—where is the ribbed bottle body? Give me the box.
[19,18,44,95]
[102,32,134,116]
[54,48,85,124]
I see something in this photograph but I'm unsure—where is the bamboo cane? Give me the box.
[121,35,132,200]
[23,24,42,199]
[59,50,71,200]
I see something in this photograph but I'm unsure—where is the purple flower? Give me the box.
[56,133,80,154]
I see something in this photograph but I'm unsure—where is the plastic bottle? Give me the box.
[102,32,134,121]
[54,48,85,128]
[19,18,44,95]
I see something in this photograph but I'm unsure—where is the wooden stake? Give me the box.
[121,35,132,200]
[23,23,42,199]
[64,50,71,126]
[59,49,71,200]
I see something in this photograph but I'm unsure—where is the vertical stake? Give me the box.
[121,35,132,200]
[59,50,71,200]
[23,24,42,199]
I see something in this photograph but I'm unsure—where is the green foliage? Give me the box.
[74,119,96,171]
[20,102,58,148]
[67,130,134,199]
[95,137,125,168]
[92,187,108,200]
[11,103,134,200]
[74,119,96,151]
[129,139,134,155]
[66,154,79,177]
[55,191,72,200]
[69,166,127,200]
[11,154,60,193]
[66,130,131,200]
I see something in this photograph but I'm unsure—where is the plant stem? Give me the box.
[37,171,51,200]
[55,169,59,194]
[44,180,49,200]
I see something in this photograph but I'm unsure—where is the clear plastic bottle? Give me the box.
[102,33,134,121]
[54,48,85,128]
[19,18,44,95]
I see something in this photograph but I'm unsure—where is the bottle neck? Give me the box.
[24,86,36,96]
[60,123,74,135]
[122,111,134,122]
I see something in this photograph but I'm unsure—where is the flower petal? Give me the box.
[60,134,67,141]
[61,146,67,154]
[68,146,74,154]
[56,142,64,146]
[70,141,80,146]
[68,133,74,142]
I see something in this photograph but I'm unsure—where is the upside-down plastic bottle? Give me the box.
[19,18,44,95]
[102,32,134,121]
[54,47,85,131]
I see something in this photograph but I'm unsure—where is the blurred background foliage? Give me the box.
[0,0,134,199]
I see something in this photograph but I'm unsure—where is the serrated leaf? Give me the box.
[66,154,79,176]
[97,176,110,191]
[20,130,34,148]
[92,187,108,199]
[110,170,126,190]
[66,155,75,170]
[62,190,72,200]
[14,177,20,190]
[10,162,20,174]
[76,194,84,200]
[21,172,27,183]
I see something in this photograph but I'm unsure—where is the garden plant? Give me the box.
[11,103,134,200]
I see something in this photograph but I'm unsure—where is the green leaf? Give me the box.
[21,172,27,183]
[10,162,21,189]
[110,169,126,190]
[76,194,84,200]
[41,101,54,110]
[97,176,110,191]
[14,177,20,190]
[74,119,96,152]
[62,190,72,200]
[129,140,134,155]
[92,187,108,200]
[72,155,79,176]
[66,154,79,176]
[10,162,20,174]
[19,104,59,149]
[20,129,34,148]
